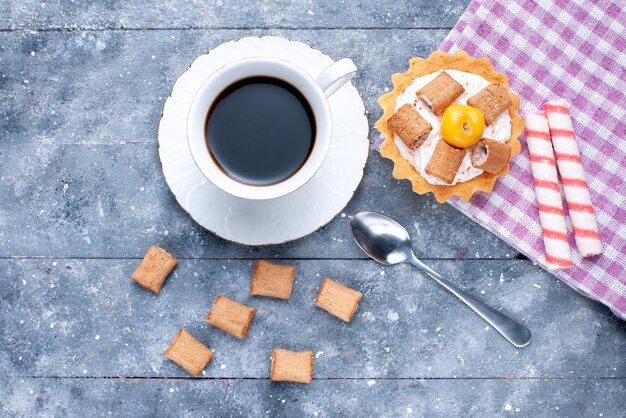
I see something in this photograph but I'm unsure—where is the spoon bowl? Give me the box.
[351,212,413,265]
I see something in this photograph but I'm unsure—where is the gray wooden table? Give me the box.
[1,1,624,416]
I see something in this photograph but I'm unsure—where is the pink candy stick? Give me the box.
[545,99,602,257]
[524,112,573,270]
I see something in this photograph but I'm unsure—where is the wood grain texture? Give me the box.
[0,0,470,30]
[0,143,516,259]
[1,0,625,415]
[1,29,448,146]
[3,377,624,417]
[1,259,623,379]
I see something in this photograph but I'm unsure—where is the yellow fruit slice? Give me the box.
[441,104,485,148]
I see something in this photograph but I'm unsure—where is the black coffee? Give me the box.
[205,76,316,186]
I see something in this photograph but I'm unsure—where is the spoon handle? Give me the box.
[409,255,531,348]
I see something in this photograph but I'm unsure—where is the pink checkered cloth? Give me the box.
[442,0,626,319]
[377,0,626,320]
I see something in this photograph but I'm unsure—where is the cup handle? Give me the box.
[315,58,357,98]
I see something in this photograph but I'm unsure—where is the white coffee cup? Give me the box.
[187,56,357,200]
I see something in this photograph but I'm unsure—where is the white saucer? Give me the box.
[158,36,369,245]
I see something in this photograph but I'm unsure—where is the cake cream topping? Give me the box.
[393,70,511,185]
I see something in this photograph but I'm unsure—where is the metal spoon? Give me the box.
[350,211,531,348]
